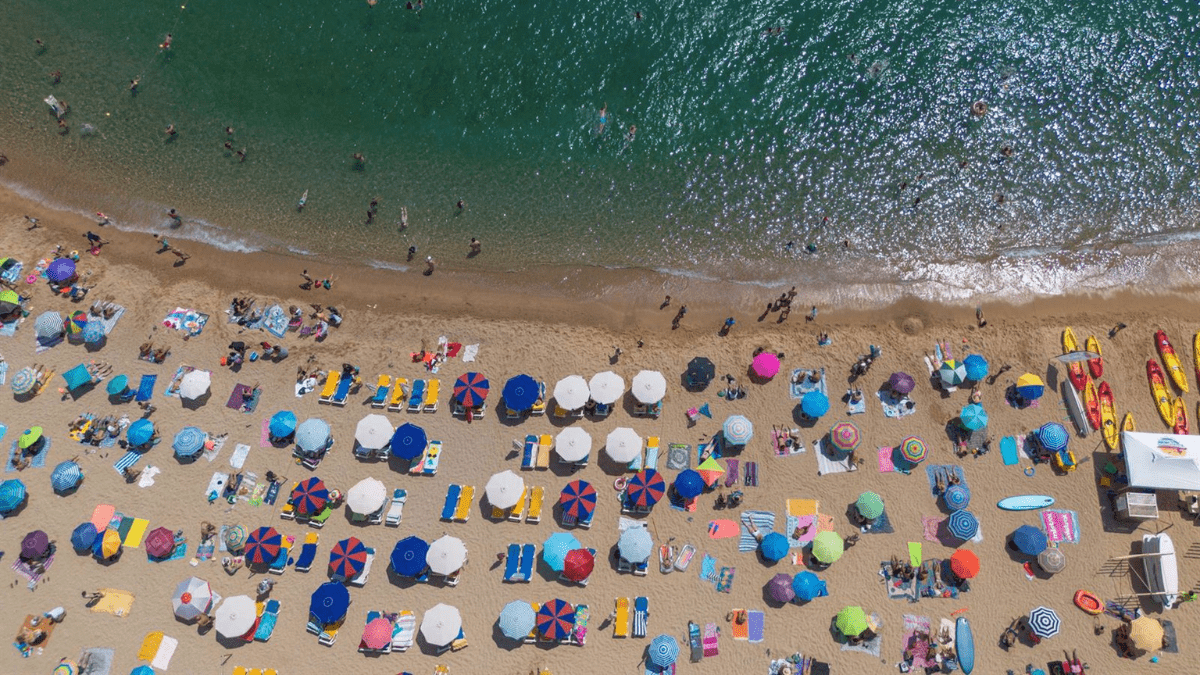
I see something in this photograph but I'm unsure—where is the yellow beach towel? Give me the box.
[137,631,163,661]
[124,518,150,548]
[90,589,135,617]
[787,499,818,517]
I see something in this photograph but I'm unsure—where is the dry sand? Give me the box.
[0,188,1196,675]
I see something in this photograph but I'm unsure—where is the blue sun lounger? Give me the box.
[521,435,537,470]
[408,379,426,412]
[331,375,352,406]
[633,597,649,638]
[441,484,461,521]
[518,544,535,582]
[254,599,280,641]
[294,538,318,573]
[503,543,522,582]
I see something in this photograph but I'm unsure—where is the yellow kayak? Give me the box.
[1122,412,1135,432]
[1062,327,1088,391]
[1156,329,1189,393]
[1148,360,1174,426]
[1098,382,1118,451]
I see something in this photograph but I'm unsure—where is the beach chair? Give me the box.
[613,598,630,638]
[391,610,415,652]
[358,611,383,653]
[505,405,523,421]
[536,434,552,469]
[628,441,645,471]
[349,547,374,586]
[368,504,384,525]
[317,624,339,646]
[308,505,333,529]
[454,485,474,522]
[330,374,352,406]
[370,375,390,408]
[502,543,522,581]
[593,401,612,418]
[525,603,540,643]
[387,377,408,412]
[572,603,588,645]
[254,599,280,641]
[279,502,296,520]
[294,533,319,572]
[306,618,322,635]
[507,488,527,522]
[451,630,468,651]
[530,381,547,416]
[617,557,633,573]
[578,509,594,529]
[518,544,535,581]
[633,597,648,638]
[702,623,719,656]
[407,379,425,412]
[386,488,407,526]
[633,560,649,576]
[520,435,537,470]
[423,379,440,412]
[318,371,340,404]
[645,437,660,470]
[561,511,577,527]
[471,401,487,420]
[422,440,442,475]
[269,536,293,575]
[526,486,544,523]
[441,484,462,521]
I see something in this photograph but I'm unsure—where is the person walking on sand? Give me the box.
[153,234,171,252]
[469,237,481,255]
[425,256,436,275]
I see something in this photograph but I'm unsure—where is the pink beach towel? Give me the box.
[878,447,895,473]
[724,459,740,487]
[922,516,944,544]
[260,418,271,447]
[1041,510,1079,544]
[902,615,934,668]
[91,504,116,532]
[707,520,740,539]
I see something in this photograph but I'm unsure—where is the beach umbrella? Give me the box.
[295,418,331,453]
[390,536,430,577]
[723,415,754,445]
[172,426,206,459]
[949,550,980,579]
[0,478,26,513]
[1016,373,1046,400]
[389,422,427,460]
[68,311,87,334]
[71,522,99,551]
[618,527,653,563]
[537,599,575,640]
[19,427,43,451]
[215,595,257,639]
[1012,525,1048,556]
[1027,606,1061,639]
[673,469,705,500]
[82,320,105,344]
[947,510,979,541]
[939,359,967,387]
[309,582,351,625]
[588,371,625,405]
[362,617,394,651]
[888,372,916,394]
[1128,616,1164,651]
[829,421,861,453]
[792,571,828,601]
[173,576,213,621]
[963,354,989,381]
[55,660,79,675]
[836,606,869,637]
[126,419,154,446]
[244,526,283,565]
[943,485,971,510]
[268,410,297,439]
[51,461,83,492]
[760,532,790,562]
[498,600,536,641]
[291,477,329,516]
[960,403,988,430]
[626,469,666,508]
[800,390,830,418]
[22,530,50,559]
[347,477,387,515]
[559,480,597,520]
[329,537,369,580]
[144,527,176,559]
[223,524,246,552]
[897,436,927,464]
[426,535,468,576]
[811,531,844,564]
[94,527,122,559]
[10,367,37,395]
[686,356,716,387]
[1038,422,1069,453]
[553,375,590,410]
[554,427,592,462]
[486,470,525,509]
[542,532,582,572]
[1038,547,1067,574]
[562,548,595,582]
[605,427,643,463]
[768,573,796,602]
[34,311,64,340]
[0,289,18,316]
[46,258,76,283]
[420,603,463,647]
[452,371,489,407]
[502,374,540,412]
[106,375,129,396]
[648,634,680,668]
[354,414,393,451]
[856,492,884,520]
[178,369,211,400]
[631,370,667,404]
[751,352,781,379]
[696,457,725,486]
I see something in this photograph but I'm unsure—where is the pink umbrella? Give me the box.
[751,353,781,379]
[145,526,176,558]
[361,617,394,650]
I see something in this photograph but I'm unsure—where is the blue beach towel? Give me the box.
[0,261,22,284]
[0,361,8,384]
[0,321,17,337]
[738,510,776,553]
[264,304,288,338]
[113,451,143,475]
[136,374,157,401]
[699,554,718,584]
[924,465,967,497]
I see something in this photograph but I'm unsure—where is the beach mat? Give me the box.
[699,554,718,583]
[1000,436,1019,465]
[707,520,739,539]
[113,451,142,475]
[8,436,51,470]
[787,499,818,517]
[924,465,966,496]
[1041,510,1080,544]
[815,440,855,475]
[1161,620,1179,653]
[738,510,776,552]
[877,447,895,473]
[865,509,894,534]
[840,631,882,657]
[135,374,156,401]
[908,542,922,566]
[123,518,150,548]
[90,589,134,617]
[79,648,114,675]
[90,504,116,531]
[902,615,934,668]
[884,569,917,602]
[229,443,250,469]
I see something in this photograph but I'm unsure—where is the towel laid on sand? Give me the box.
[738,510,776,552]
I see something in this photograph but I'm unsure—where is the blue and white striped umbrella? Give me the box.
[51,461,83,492]
[10,367,37,395]
[723,415,754,445]
[33,311,64,339]
[172,426,206,459]
[1038,423,1069,453]
[943,485,971,510]
[0,478,27,513]
[947,509,978,540]
[82,320,105,344]
[1028,606,1061,639]
[498,600,536,641]
[295,418,331,453]
[648,634,680,667]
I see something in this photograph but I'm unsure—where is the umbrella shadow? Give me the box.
[791,406,820,429]
[491,622,525,651]
[385,566,424,590]
[214,634,251,650]
[181,392,211,410]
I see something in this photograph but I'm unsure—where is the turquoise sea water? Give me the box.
[3,0,1200,303]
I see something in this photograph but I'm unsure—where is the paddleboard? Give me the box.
[955,617,975,674]
[997,495,1055,511]
[1060,380,1089,437]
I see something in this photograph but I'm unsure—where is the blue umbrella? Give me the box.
[760,532,790,562]
[800,390,830,418]
[498,600,537,641]
[673,469,705,500]
[792,571,828,601]
[0,479,27,513]
[47,258,76,282]
[130,666,156,675]
[269,410,297,439]
[1038,423,1068,453]
[1012,525,1048,556]
[309,582,351,625]
[963,354,989,381]
[295,418,331,453]
[947,510,979,540]
[543,532,582,572]
[389,422,428,461]
[127,419,155,447]
[71,522,99,551]
[502,374,540,412]
[390,536,429,577]
[51,461,83,492]
[943,485,971,510]
[960,404,988,430]
[106,375,129,396]
[648,634,680,667]
[172,426,206,459]
[82,320,105,344]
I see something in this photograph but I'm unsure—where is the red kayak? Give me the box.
[1083,378,1102,432]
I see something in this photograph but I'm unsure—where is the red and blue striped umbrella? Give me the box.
[558,480,597,519]
[536,599,575,640]
[626,469,666,508]
[244,526,282,565]
[329,537,368,580]
[291,477,329,516]
[452,372,489,407]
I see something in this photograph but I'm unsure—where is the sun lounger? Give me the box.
[294,533,318,572]
[441,484,462,521]
[255,599,280,641]
[502,543,521,581]
[536,434,552,469]
[451,630,468,651]
[358,611,383,653]
[572,603,588,645]
[307,619,322,635]
[391,610,415,651]
[454,485,474,521]
[633,597,648,637]
[349,548,374,586]
[407,379,425,412]
[422,440,442,475]
[308,505,333,529]
[518,544,535,581]
[628,442,645,471]
[423,379,440,412]
[645,437,660,470]
[520,435,537,470]
[330,374,352,406]
[386,488,406,526]
[525,603,540,643]
[526,486,544,523]
[614,597,631,638]
[593,401,612,418]
[471,401,486,420]
[703,622,719,656]
[634,560,649,576]
[578,509,594,529]
[387,377,408,412]
[318,371,340,404]
[269,535,294,575]
[317,624,339,646]
[370,375,390,408]
[618,556,633,573]
[505,406,523,421]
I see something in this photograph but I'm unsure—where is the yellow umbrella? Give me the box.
[1128,616,1164,651]
[100,528,122,558]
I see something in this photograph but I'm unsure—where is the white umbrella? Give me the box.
[588,371,625,405]
[553,375,590,410]
[346,477,387,515]
[555,427,592,462]
[618,527,653,563]
[214,595,257,639]
[420,603,463,647]
[631,370,667,404]
[485,470,525,509]
[354,414,393,451]
[179,370,211,400]
[172,576,213,621]
[605,427,642,463]
[426,535,468,576]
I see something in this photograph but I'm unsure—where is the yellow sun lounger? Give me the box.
[536,435,552,470]
[613,597,630,637]
[497,487,527,521]
[423,379,440,412]
[526,486,544,524]
[318,371,340,404]
[388,377,409,412]
[453,485,474,521]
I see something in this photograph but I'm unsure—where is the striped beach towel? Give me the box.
[1041,510,1080,544]
[113,451,142,475]
[738,510,776,552]
[699,554,718,583]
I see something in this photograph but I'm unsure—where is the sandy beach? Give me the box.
[1,186,1197,675]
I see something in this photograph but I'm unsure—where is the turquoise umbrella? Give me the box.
[960,404,988,430]
[106,375,129,395]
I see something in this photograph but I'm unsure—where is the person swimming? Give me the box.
[597,103,608,133]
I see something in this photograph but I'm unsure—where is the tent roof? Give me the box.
[1123,431,1200,490]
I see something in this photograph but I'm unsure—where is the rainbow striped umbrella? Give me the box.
[291,477,328,516]
[244,526,282,565]
[559,480,597,519]
[536,599,575,640]
[829,421,861,453]
[68,310,88,334]
[898,436,927,464]
[329,537,369,580]
[626,469,666,508]
[452,372,489,407]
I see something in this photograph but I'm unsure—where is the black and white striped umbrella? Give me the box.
[1028,606,1060,638]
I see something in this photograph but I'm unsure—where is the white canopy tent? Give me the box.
[1122,431,1200,490]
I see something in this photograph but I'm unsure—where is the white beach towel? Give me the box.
[618,517,647,532]
[461,344,480,362]
[814,439,856,475]
[228,443,250,469]
[151,635,178,670]
[295,377,317,397]
[205,472,229,500]
[202,435,226,462]
[137,466,160,488]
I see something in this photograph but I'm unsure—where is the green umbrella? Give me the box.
[836,606,868,637]
[812,531,844,564]
[855,492,884,520]
[0,289,18,305]
[18,427,43,450]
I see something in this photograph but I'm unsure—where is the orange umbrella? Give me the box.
[949,550,980,579]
